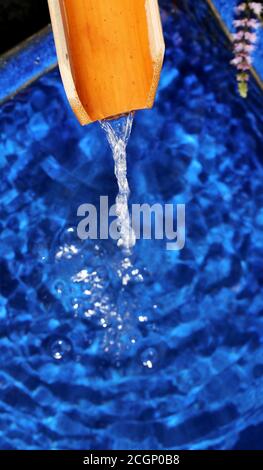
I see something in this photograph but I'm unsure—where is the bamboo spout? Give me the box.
[48,0,165,125]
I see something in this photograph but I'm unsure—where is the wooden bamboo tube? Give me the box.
[48,0,165,125]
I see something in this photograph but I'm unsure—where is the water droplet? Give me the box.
[53,280,65,296]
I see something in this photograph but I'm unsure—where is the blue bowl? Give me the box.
[0,0,263,450]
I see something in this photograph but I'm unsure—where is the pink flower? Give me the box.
[239,51,251,59]
[235,3,247,14]
[232,31,245,41]
[245,56,253,65]
[244,31,258,42]
[234,51,252,64]
[243,43,256,53]
[234,42,245,52]
[233,19,248,27]
[237,62,250,71]
[248,2,263,16]
[231,1,262,98]
[231,56,243,65]
[247,18,260,29]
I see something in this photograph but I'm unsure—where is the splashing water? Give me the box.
[100,113,136,251]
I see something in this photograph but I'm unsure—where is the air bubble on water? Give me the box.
[100,318,108,328]
[49,217,150,361]
[72,301,79,311]
[141,347,158,369]
[84,309,96,319]
[132,269,139,276]
[72,269,89,283]
[84,289,92,296]
[138,315,148,323]
[59,227,77,245]
[122,274,131,286]
[117,256,145,286]
[121,257,132,270]
[54,227,83,262]
[53,280,65,296]
[130,333,139,345]
[55,244,79,261]
[48,337,72,361]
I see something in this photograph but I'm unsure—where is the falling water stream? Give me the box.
[100,113,136,251]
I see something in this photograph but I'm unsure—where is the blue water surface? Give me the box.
[0,0,263,450]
